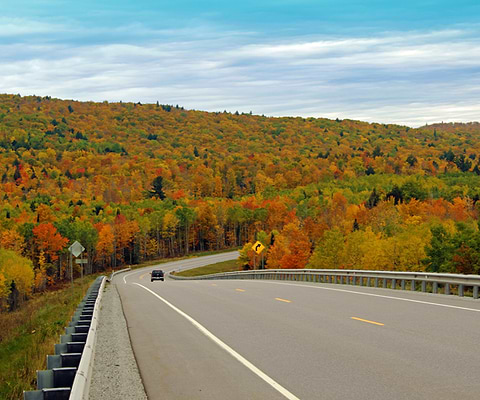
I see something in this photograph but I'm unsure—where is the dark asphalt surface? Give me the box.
[115,252,480,399]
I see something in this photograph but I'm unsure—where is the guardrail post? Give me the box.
[401,280,405,290]
[421,281,426,292]
[374,277,379,287]
[411,280,416,291]
[474,286,479,299]
[359,277,363,286]
[391,278,396,289]
[445,283,450,295]
[458,284,464,297]
[383,278,388,288]
[433,282,438,294]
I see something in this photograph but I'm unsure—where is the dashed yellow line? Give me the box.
[275,298,291,303]
[351,317,384,326]
[140,273,149,280]
[236,288,246,292]
[211,283,217,286]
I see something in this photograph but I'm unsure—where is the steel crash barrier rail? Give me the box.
[24,276,106,400]
[169,269,480,299]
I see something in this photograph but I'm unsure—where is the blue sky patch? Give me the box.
[1,0,480,126]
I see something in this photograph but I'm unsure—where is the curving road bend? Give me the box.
[115,252,480,400]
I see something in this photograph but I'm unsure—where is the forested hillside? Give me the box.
[1,93,480,308]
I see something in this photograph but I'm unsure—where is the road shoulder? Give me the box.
[89,283,147,400]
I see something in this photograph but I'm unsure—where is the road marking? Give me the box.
[133,283,300,400]
[351,317,384,326]
[275,298,291,303]
[139,273,149,280]
[211,283,217,286]
[236,288,246,292]
[123,270,140,284]
[249,281,480,313]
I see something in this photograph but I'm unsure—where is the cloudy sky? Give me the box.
[2,0,480,126]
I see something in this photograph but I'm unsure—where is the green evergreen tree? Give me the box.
[149,176,166,200]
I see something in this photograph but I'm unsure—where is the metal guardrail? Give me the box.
[107,267,131,282]
[69,276,106,400]
[169,269,480,299]
[24,276,106,400]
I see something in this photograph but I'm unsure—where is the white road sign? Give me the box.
[68,241,85,257]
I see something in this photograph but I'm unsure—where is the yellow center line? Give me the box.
[351,317,384,326]
[275,298,292,303]
[211,283,217,286]
[139,273,149,280]
[236,288,245,292]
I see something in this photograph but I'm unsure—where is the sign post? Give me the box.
[68,241,85,284]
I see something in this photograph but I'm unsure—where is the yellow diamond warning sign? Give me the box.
[253,241,265,254]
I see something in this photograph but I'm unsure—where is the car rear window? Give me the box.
[152,270,163,276]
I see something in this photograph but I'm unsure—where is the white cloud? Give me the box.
[1,27,480,126]
[0,17,67,36]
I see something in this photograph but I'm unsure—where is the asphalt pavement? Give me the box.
[114,252,480,400]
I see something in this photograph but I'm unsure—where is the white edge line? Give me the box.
[123,269,140,284]
[248,281,480,313]
[133,283,300,400]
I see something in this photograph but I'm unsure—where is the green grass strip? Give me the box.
[174,259,241,277]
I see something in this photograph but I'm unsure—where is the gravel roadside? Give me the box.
[89,282,148,400]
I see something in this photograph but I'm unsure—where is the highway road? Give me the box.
[115,252,480,399]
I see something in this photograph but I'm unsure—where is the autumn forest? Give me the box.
[1,93,480,310]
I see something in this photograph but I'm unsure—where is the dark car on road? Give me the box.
[151,270,164,282]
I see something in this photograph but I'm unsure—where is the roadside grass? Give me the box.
[0,275,99,400]
[174,259,242,277]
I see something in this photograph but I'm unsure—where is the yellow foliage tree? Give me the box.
[342,228,378,269]
[239,242,255,269]
[34,250,48,291]
[0,248,34,307]
[308,228,345,269]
